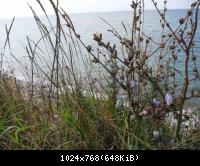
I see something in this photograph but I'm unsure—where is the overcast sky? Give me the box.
[0,0,196,18]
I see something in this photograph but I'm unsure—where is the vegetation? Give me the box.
[0,0,200,150]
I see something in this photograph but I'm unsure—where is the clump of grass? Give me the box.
[0,0,200,149]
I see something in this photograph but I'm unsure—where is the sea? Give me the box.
[0,9,200,91]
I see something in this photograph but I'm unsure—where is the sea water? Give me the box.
[0,10,199,90]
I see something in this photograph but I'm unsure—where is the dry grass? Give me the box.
[0,0,200,150]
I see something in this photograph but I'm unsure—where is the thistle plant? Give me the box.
[58,0,200,140]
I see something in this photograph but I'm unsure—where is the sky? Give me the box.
[0,0,196,19]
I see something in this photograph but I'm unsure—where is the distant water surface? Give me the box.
[0,10,199,90]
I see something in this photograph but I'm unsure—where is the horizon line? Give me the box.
[0,8,192,20]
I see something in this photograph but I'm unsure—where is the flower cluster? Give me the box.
[139,93,174,122]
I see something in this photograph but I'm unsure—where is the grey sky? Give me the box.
[0,0,196,18]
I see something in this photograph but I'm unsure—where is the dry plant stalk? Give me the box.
[58,0,200,140]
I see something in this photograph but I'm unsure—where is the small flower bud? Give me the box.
[191,55,197,61]
[160,43,165,48]
[172,53,178,60]
[86,45,92,52]
[179,18,185,25]
[191,2,197,8]
[187,10,193,16]
[76,34,81,38]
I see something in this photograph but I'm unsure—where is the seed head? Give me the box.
[66,23,71,28]
[76,34,81,38]
[179,18,185,25]
[191,55,197,61]
[166,22,170,27]
[172,53,178,60]
[191,2,197,8]
[86,45,92,52]
[187,10,193,16]
[131,1,137,9]
[92,57,99,64]
[160,43,165,48]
